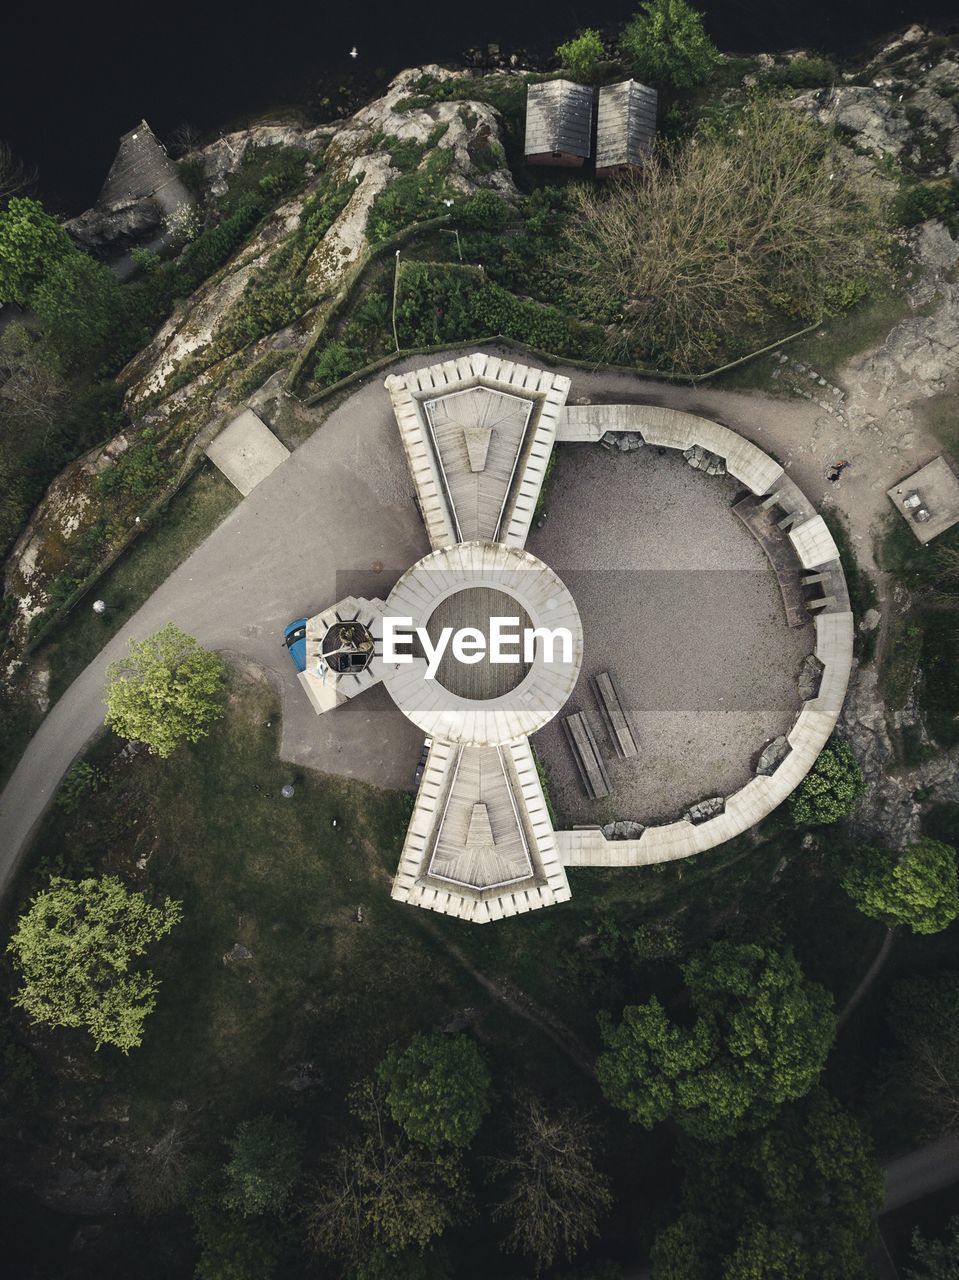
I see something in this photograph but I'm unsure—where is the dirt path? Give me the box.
[838,926,897,1030]
[410,912,598,1081]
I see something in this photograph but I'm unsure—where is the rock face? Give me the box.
[756,735,791,776]
[2,64,520,645]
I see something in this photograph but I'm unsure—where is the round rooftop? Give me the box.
[381,541,583,747]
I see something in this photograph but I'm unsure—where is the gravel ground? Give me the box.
[527,445,815,826]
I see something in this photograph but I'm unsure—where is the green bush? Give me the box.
[556,29,606,83]
[96,428,166,500]
[893,179,959,232]
[377,1032,491,1149]
[56,762,105,813]
[766,56,838,88]
[313,340,364,387]
[366,150,454,242]
[790,739,865,826]
[454,190,511,231]
[838,839,959,934]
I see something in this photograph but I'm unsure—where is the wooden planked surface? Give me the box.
[592,670,637,758]
[562,711,612,799]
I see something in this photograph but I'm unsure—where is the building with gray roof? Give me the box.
[524,80,594,167]
[596,79,658,177]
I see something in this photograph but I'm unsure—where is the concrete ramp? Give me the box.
[205,408,290,496]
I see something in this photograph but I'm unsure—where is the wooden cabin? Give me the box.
[596,80,658,178]
[524,80,594,168]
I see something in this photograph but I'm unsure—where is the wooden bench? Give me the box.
[592,671,637,759]
[732,494,808,629]
[562,712,612,799]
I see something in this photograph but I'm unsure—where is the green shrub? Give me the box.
[313,341,363,387]
[56,762,105,813]
[454,190,511,231]
[366,150,454,242]
[766,56,837,88]
[96,428,166,500]
[556,29,606,82]
[299,181,353,241]
[220,274,306,349]
[893,179,959,232]
[790,739,865,826]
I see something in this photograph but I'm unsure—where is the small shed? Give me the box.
[525,80,594,167]
[596,80,658,177]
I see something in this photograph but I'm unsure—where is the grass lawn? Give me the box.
[36,463,239,708]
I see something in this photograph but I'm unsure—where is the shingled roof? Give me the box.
[96,120,182,208]
[524,80,594,159]
[596,80,658,172]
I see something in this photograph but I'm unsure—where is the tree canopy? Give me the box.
[6,875,181,1052]
[906,1216,959,1280]
[0,197,75,307]
[306,1079,465,1266]
[597,941,835,1139]
[650,1091,882,1280]
[105,623,225,757]
[839,839,959,934]
[790,739,865,826]
[222,1115,301,1217]
[490,1096,612,1274]
[620,0,721,89]
[378,1031,491,1149]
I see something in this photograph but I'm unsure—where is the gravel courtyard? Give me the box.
[527,444,815,826]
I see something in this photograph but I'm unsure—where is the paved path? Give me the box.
[839,927,898,1030]
[0,347,942,899]
[883,1131,959,1212]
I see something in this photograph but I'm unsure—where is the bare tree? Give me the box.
[128,1118,196,1214]
[166,122,202,159]
[489,1095,613,1274]
[911,1028,959,1135]
[0,140,38,205]
[0,323,65,426]
[563,98,890,371]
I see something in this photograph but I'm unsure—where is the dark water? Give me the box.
[2,0,957,215]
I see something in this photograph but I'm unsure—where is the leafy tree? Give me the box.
[191,1187,282,1280]
[790,739,865,826]
[6,875,181,1052]
[650,1091,882,1280]
[0,196,74,306]
[31,250,122,371]
[620,0,720,89]
[105,623,225,757]
[222,1115,301,1217]
[597,942,835,1139]
[378,1031,491,1149]
[884,972,959,1136]
[0,140,38,207]
[490,1095,612,1273]
[356,1245,451,1280]
[906,1216,959,1280]
[306,1079,465,1266]
[839,839,959,934]
[556,29,606,82]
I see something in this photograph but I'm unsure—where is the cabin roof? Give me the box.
[524,79,594,158]
[596,79,658,169]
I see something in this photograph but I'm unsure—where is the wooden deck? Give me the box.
[592,671,637,758]
[562,711,612,799]
[732,494,809,629]
[428,746,534,889]
[424,387,533,542]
